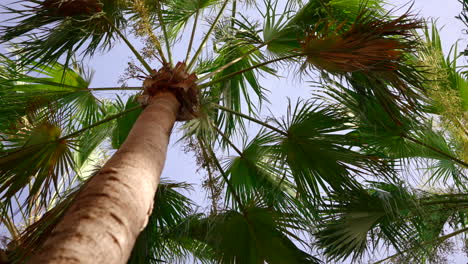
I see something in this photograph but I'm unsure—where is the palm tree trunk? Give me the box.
[30,92,180,264]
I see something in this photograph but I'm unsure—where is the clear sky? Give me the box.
[0,0,467,263]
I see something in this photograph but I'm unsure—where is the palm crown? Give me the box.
[0,0,467,263]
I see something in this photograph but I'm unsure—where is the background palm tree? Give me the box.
[0,0,467,263]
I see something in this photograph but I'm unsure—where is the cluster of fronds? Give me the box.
[302,10,425,112]
[0,0,466,264]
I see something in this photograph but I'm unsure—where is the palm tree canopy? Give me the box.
[0,0,467,263]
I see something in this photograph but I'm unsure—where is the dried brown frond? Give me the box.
[303,10,425,114]
[142,62,199,121]
[301,11,422,74]
[42,0,103,17]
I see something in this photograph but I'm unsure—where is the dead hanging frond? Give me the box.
[301,9,425,113]
[301,10,422,73]
[42,0,103,17]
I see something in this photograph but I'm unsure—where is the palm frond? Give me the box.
[0,57,101,132]
[0,108,76,211]
[172,206,321,264]
[323,84,468,187]
[197,16,276,141]
[159,0,221,41]
[263,99,390,203]
[263,0,385,56]
[316,183,468,263]
[302,10,424,112]
[315,182,419,262]
[1,0,127,66]
[222,132,296,211]
[111,95,143,149]
[73,101,117,179]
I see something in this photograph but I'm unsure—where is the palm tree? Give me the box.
[0,0,466,263]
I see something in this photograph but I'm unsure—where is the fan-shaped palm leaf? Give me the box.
[173,205,321,264]
[199,16,276,140]
[222,133,296,211]
[0,57,101,132]
[317,183,468,263]
[261,99,389,203]
[316,183,419,262]
[0,108,76,209]
[110,95,143,149]
[323,83,468,187]
[263,0,385,56]
[1,0,127,65]
[160,0,221,41]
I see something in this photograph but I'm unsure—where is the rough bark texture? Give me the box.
[30,92,180,264]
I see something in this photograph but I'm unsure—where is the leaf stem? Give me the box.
[14,194,28,225]
[421,199,468,206]
[373,226,468,264]
[187,0,230,71]
[231,0,237,27]
[105,16,153,74]
[155,0,173,66]
[402,135,468,167]
[198,52,304,89]
[210,123,244,157]
[185,9,200,63]
[212,103,287,136]
[1,213,20,241]
[62,105,142,141]
[88,86,142,91]
[195,43,267,83]
[200,138,245,212]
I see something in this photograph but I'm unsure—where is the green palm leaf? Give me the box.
[173,206,321,264]
[111,95,143,149]
[317,183,468,263]
[1,0,127,65]
[223,133,296,211]
[160,0,220,41]
[0,108,76,211]
[0,58,101,131]
[315,182,419,262]
[263,0,384,56]
[201,17,275,140]
[323,84,468,187]
[262,99,388,202]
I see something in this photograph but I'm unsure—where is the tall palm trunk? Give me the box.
[30,92,180,264]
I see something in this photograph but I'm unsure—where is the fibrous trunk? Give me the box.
[30,92,180,264]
